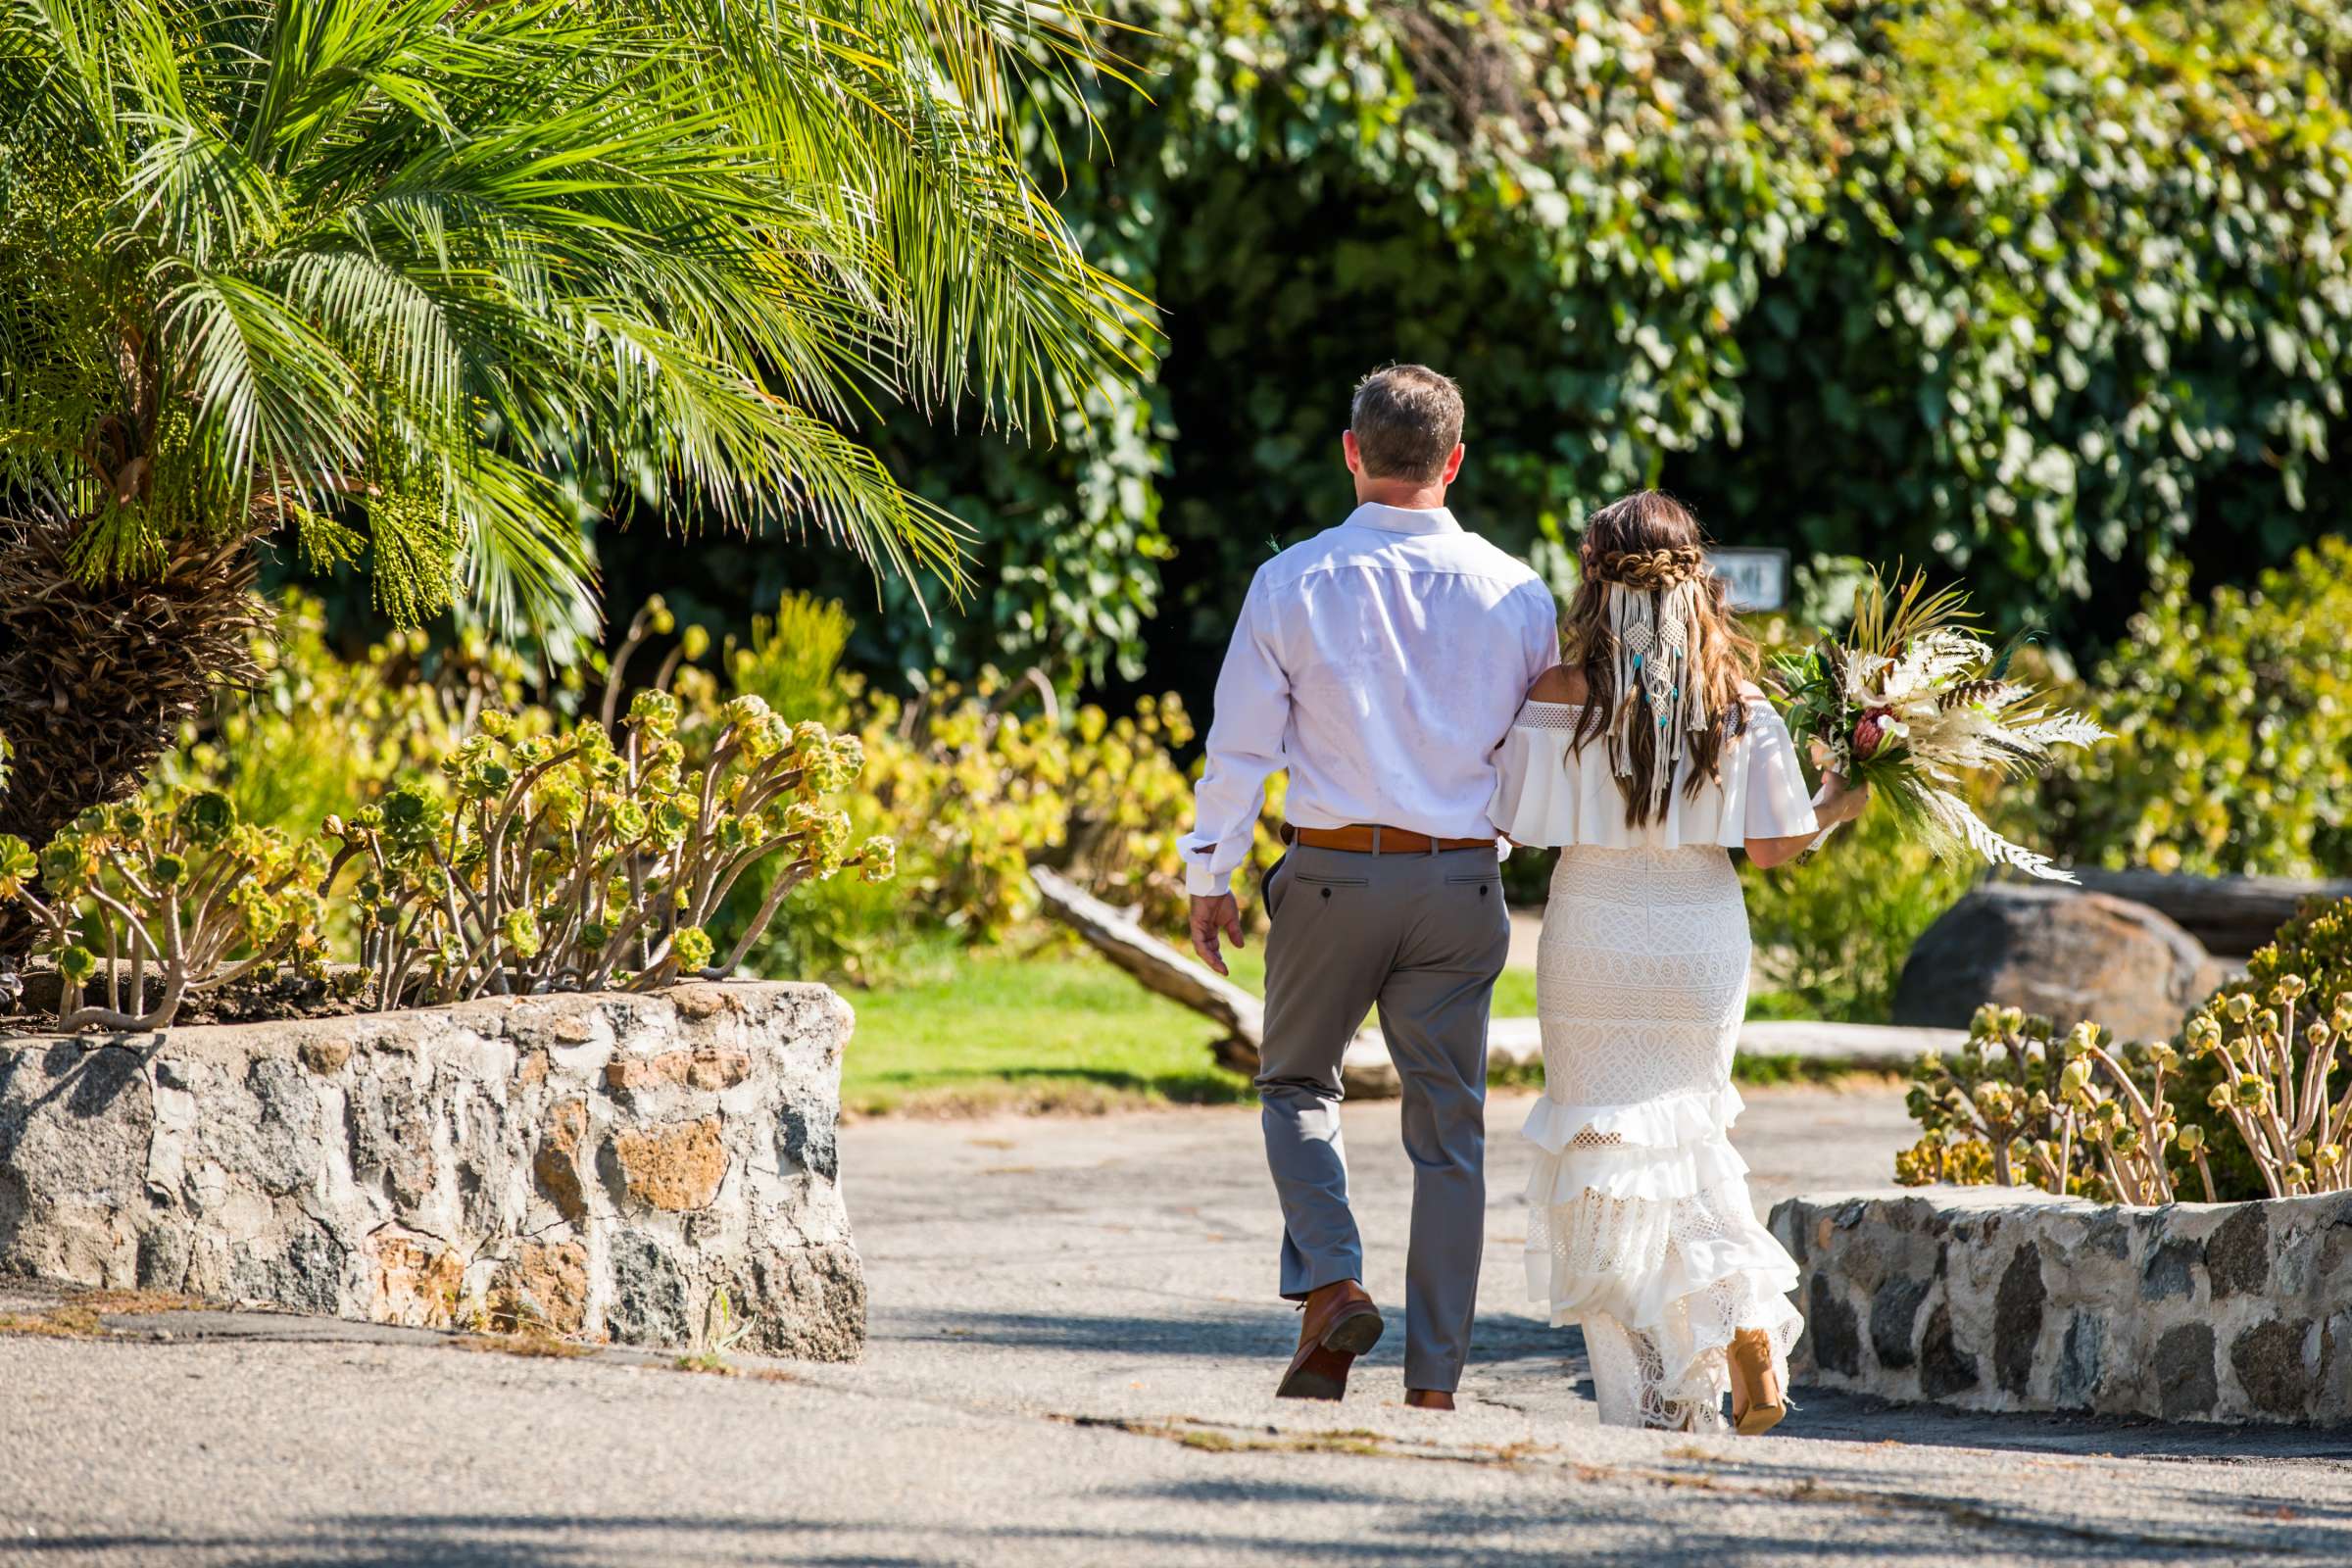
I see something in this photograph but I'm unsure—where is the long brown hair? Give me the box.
[1563,491,1758,827]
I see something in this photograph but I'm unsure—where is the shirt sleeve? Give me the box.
[1519,578,1562,693]
[1181,571,1290,897]
[1742,698,1821,841]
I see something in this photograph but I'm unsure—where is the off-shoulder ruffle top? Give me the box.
[1487,694,1819,850]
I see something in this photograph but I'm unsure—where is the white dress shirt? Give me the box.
[1183,503,1560,897]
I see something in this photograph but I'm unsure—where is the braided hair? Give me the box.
[1562,492,1758,828]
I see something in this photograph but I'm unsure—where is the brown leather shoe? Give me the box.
[1403,1389,1455,1411]
[1276,1280,1384,1400]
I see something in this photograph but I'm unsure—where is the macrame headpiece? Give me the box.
[1592,547,1713,804]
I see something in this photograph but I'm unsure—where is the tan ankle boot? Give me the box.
[1727,1328,1786,1436]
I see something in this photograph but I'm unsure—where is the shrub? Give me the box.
[4,794,328,1030]
[150,594,540,834]
[1896,1004,2184,1204]
[1740,804,1980,1024]
[2171,897,2352,1200]
[0,651,889,1031]
[1898,957,2352,1207]
[2042,538,2352,878]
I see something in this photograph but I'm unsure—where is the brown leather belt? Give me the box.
[1284,823,1497,855]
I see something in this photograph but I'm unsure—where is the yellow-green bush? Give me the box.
[2043,538,2352,877]
[166,592,1283,987]
[151,593,546,827]
[1740,803,1982,1025]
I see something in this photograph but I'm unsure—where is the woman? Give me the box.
[1489,491,1869,1435]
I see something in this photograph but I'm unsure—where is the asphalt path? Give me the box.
[6,1084,2348,1566]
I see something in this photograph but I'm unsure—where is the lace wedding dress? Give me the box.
[1488,695,1817,1430]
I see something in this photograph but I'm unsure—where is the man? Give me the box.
[1183,365,1559,1410]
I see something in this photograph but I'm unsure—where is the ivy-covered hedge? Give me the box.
[598,0,2352,703]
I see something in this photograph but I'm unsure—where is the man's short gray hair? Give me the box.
[1349,365,1464,483]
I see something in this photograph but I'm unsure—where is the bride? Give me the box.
[1489,491,1869,1435]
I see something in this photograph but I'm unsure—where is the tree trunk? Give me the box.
[0,518,264,848]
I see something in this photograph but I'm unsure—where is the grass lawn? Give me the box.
[839,936,1814,1117]
[842,939,1539,1116]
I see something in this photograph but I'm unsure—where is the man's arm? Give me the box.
[1183,573,1288,975]
[1520,576,1562,690]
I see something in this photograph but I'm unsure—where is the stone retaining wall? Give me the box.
[1770,1186,2351,1426]
[0,982,862,1358]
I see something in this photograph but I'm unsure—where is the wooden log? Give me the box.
[2069,869,2352,958]
[1031,865,1410,1098]
[1028,865,1262,1043]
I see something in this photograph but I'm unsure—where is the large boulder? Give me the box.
[0,981,862,1358]
[1891,884,2227,1041]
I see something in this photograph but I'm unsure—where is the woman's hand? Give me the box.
[1812,770,1871,829]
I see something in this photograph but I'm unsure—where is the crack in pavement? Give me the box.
[1057,1410,2296,1555]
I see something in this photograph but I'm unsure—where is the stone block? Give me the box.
[0,982,862,1359]
[1774,1185,2352,1425]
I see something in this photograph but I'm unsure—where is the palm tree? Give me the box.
[0,0,1152,848]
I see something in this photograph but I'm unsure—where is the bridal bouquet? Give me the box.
[1772,569,2107,883]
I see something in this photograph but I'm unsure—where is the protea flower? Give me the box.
[1851,707,1898,760]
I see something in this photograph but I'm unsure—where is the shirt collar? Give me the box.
[1345,502,1461,537]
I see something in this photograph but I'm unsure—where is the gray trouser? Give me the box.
[1256,843,1510,1393]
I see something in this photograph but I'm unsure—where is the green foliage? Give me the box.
[2172,897,2352,1200]
[740,0,2352,693]
[0,621,890,1029]
[149,593,537,831]
[1895,1005,2180,1202]
[0,0,1152,636]
[0,793,329,1029]
[1740,803,1979,1024]
[742,651,1287,984]
[1902,948,2352,1206]
[2042,538,2352,877]
[328,691,887,1009]
[141,589,1280,990]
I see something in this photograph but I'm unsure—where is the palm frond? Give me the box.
[0,0,1154,636]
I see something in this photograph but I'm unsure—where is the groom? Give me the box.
[1184,365,1558,1409]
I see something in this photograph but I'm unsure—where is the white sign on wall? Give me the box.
[1707,547,1789,612]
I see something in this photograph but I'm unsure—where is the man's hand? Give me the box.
[1189,893,1246,977]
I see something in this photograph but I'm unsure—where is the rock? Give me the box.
[497,1240,589,1335]
[2154,1323,2218,1418]
[612,1116,727,1212]
[1919,1303,1979,1398]
[1806,1274,1861,1376]
[605,1049,753,1095]
[608,1231,690,1345]
[1992,1245,2046,1396]
[2230,1320,2312,1417]
[0,982,862,1359]
[2206,1205,2270,1298]
[299,1038,352,1076]
[2139,1237,2201,1300]
[370,1229,466,1328]
[1868,1276,1930,1370]
[532,1098,592,1224]
[2054,1311,2103,1408]
[1891,885,2227,1040]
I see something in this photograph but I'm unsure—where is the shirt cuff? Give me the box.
[1185,858,1233,899]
